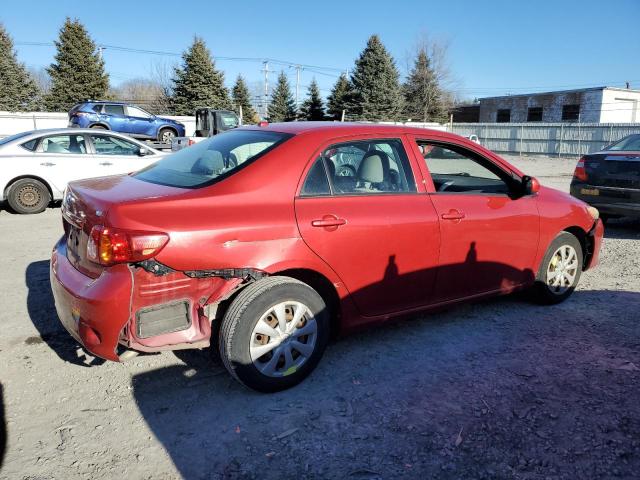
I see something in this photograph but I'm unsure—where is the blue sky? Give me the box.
[3,0,639,103]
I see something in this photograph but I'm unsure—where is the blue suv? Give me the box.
[69,101,186,143]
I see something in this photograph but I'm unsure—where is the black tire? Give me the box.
[6,178,51,214]
[90,124,107,130]
[532,231,583,304]
[219,276,330,392]
[336,164,356,177]
[158,128,176,144]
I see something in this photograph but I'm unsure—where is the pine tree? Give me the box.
[298,79,325,121]
[326,74,352,120]
[350,35,404,121]
[403,48,448,123]
[170,37,230,115]
[44,18,109,111]
[0,24,40,111]
[267,71,296,122]
[232,75,257,124]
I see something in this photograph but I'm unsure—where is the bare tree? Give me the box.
[28,67,51,96]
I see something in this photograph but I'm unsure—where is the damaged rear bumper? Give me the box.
[51,237,244,362]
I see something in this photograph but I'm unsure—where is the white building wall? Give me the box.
[600,88,640,123]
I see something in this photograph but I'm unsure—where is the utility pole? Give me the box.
[261,61,269,119]
[294,65,302,107]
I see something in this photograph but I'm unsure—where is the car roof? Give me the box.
[82,100,130,105]
[243,121,455,139]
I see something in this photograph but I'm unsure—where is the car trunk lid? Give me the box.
[583,151,640,189]
[62,174,187,278]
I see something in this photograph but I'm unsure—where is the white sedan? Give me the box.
[0,128,165,214]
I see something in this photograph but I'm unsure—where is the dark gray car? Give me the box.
[570,134,640,222]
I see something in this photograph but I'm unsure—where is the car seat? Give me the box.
[191,150,225,176]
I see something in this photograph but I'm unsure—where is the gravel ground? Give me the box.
[1,155,639,480]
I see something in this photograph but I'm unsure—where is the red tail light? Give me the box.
[574,156,588,181]
[72,111,89,117]
[87,225,169,266]
[188,139,196,146]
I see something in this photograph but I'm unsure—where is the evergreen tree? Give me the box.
[0,24,40,111]
[44,18,109,111]
[267,71,296,122]
[403,48,448,123]
[326,74,353,120]
[350,35,403,121]
[298,79,325,121]
[170,37,230,115]
[232,75,257,124]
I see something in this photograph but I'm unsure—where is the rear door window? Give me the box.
[40,135,87,154]
[302,139,416,196]
[104,104,125,116]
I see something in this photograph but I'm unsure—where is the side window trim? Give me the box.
[415,138,519,196]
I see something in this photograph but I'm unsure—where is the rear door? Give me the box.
[35,134,96,191]
[409,136,540,301]
[102,104,128,133]
[295,135,440,317]
[87,134,156,175]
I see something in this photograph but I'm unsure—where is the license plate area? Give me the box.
[580,188,599,196]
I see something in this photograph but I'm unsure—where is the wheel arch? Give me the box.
[4,175,55,202]
[563,226,588,267]
[158,125,178,135]
[89,122,110,129]
[274,268,342,338]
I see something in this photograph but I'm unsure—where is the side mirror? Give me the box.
[138,147,150,156]
[522,175,540,195]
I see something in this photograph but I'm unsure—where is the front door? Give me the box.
[88,134,153,176]
[295,137,440,317]
[36,134,94,193]
[410,137,540,302]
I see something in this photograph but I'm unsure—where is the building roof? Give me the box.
[480,86,640,101]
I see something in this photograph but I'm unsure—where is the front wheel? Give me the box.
[158,128,176,144]
[6,178,51,214]
[532,232,583,304]
[218,276,330,392]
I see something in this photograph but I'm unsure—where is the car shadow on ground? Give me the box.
[25,260,104,367]
[603,217,640,240]
[130,270,640,479]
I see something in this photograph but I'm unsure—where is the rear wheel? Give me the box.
[218,276,330,392]
[6,178,51,214]
[158,128,176,144]
[532,232,583,304]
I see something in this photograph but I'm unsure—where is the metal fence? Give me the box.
[449,123,640,157]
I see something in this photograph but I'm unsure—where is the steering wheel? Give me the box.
[438,180,455,192]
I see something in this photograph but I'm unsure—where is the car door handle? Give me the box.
[99,162,113,166]
[441,209,465,220]
[40,162,56,167]
[311,216,346,228]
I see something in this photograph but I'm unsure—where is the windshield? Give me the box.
[134,129,292,188]
[604,134,640,151]
[0,131,33,146]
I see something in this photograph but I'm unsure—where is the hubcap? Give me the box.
[546,245,578,294]
[18,185,41,208]
[249,301,317,378]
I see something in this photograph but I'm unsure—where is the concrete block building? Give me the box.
[478,86,640,123]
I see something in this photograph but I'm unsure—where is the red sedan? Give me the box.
[50,123,604,392]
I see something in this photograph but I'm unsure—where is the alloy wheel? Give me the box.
[546,245,579,294]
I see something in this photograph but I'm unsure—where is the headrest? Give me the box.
[357,151,389,183]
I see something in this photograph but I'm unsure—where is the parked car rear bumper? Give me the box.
[570,182,640,218]
[50,237,132,362]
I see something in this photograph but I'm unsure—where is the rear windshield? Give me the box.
[134,129,292,188]
[0,131,33,146]
[604,134,640,151]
